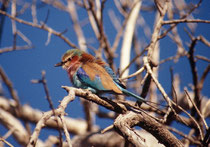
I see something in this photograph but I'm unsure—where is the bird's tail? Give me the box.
[121,88,146,103]
[121,88,167,112]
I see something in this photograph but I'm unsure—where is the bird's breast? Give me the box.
[67,63,81,82]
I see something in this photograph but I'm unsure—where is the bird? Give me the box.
[55,49,147,104]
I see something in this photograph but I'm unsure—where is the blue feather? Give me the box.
[75,67,107,93]
[103,66,126,89]
[103,66,146,102]
[120,88,146,103]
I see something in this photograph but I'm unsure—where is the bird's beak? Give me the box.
[54,61,63,67]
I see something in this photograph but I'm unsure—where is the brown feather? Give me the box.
[81,53,107,66]
[80,53,95,63]
[82,62,122,94]
[95,58,107,66]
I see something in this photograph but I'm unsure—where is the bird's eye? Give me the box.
[68,57,72,61]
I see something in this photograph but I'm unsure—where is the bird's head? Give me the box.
[55,49,84,70]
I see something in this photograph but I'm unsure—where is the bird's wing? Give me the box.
[94,58,126,89]
[103,66,126,89]
[77,62,123,94]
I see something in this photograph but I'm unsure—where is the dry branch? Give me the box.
[114,111,184,147]
[0,108,29,145]
[0,96,88,135]
[63,87,183,146]
[27,88,76,147]
[0,0,209,146]
[0,10,77,48]
[162,19,210,25]
[120,0,142,78]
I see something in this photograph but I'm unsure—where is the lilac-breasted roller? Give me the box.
[55,49,147,104]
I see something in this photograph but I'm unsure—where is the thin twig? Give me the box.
[197,35,210,47]
[120,66,145,81]
[101,125,114,134]
[31,0,38,24]
[162,19,210,25]
[0,137,14,147]
[159,53,187,65]
[166,126,201,146]
[143,57,172,119]
[0,66,20,108]
[17,30,32,46]
[195,55,210,62]
[59,115,72,147]
[147,0,169,58]
[159,0,202,39]
[0,0,9,45]
[67,0,87,51]
[171,99,204,140]
[27,88,75,147]
[0,45,33,54]
[198,64,210,91]
[0,10,77,48]
[184,89,208,130]
[187,37,201,116]
[31,71,63,145]
[11,0,17,50]
[87,0,114,68]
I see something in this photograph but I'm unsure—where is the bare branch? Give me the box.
[0,96,89,135]
[0,67,20,108]
[143,57,172,114]
[0,45,33,54]
[0,10,77,48]
[60,115,72,147]
[31,0,37,24]
[159,0,203,39]
[184,89,208,130]
[0,137,14,147]
[0,108,29,145]
[162,19,210,25]
[114,111,184,147]
[198,64,210,91]
[147,0,169,58]
[62,86,127,114]
[31,70,63,144]
[120,66,145,81]
[187,37,201,115]
[27,88,76,146]
[120,0,142,78]
[67,0,87,51]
